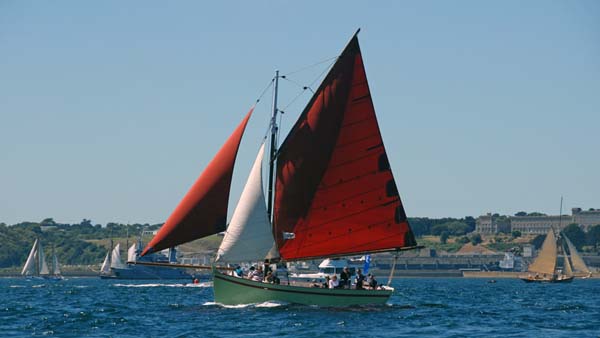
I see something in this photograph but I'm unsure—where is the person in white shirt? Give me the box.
[328,275,339,289]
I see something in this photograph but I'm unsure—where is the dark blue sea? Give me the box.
[1,277,599,337]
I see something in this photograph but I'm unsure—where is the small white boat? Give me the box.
[22,239,63,280]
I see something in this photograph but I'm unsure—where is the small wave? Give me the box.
[113,282,212,288]
[202,301,286,309]
[255,301,287,308]
[420,303,449,308]
[202,301,248,309]
[32,284,45,288]
[9,285,25,288]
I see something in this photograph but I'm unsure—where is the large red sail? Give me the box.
[141,109,252,256]
[274,36,417,261]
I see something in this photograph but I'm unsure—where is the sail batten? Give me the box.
[273,36,416,261]
[141,109,253,256]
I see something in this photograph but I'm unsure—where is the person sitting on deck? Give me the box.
[339,267,351,289]
[247,266,257,280]
[366,273,378,289]
[328,275,339,289]
[233,266,244,278]
[355,269,365,290]
[322,276,330,288]
[252,266,264,282]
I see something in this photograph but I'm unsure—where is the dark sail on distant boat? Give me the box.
[273,36,417,261]
[142,109,253,255]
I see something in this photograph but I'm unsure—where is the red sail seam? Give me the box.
[341,115,376,128]
[326,151,381,170]
[335,133,380,149]
[317,171,380,192]
[292,231,407,251]
[309,186,382,209]
[296,217,397,236]
[294,199,400,231]
[351,94,371,102]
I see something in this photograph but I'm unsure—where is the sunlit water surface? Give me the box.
[1,277,599,337]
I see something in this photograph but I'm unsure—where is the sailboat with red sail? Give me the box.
[139,30,419,306]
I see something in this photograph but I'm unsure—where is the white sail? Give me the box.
[100,253,111,273]
[127,243,137,262]
[52,254,61,275]
[216,144,278,262]
[38,242,50,275]
[564,235,591,274]
[528,229,557,275]
[110,243,126,268]
[21,239,39,275]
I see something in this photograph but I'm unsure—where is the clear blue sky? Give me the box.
[1,1,598,225]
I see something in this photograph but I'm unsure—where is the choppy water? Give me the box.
[1,277,599,337]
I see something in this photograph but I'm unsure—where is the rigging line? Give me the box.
[280,76,305,89]
[309,57,337,88]
[255,77,275,104]
[281,88,308,112]
[282,55,339,77]
[279,56,337,112]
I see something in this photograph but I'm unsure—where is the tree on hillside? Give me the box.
[470,233,482,246]
[562,223,586,250]
[41,218,56,226]
[515,211,527,217]
[457,236,470,244]
[586,225,600,250]
[446,221,470,236]
[440,231,449,244]
[463,216,476,233]
[511,230,521,238]
[432,221,470,236]
[528,212,546,216]
[408,218,433,237]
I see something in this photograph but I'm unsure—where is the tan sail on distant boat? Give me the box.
[519,229,574,283]
[564,234,593,278]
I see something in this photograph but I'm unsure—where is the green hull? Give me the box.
[212,268,392,306]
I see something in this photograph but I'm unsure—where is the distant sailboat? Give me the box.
[100,238,191,280]
[21,239,63,280]
[519,229,573,283]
